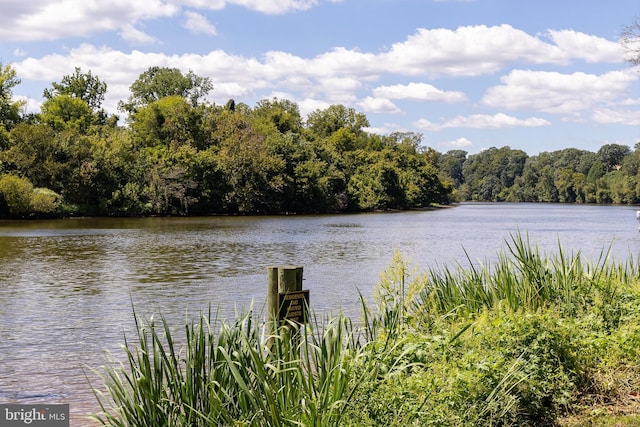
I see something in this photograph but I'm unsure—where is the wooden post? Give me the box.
[267,265,304,348]
[266,266,279,340]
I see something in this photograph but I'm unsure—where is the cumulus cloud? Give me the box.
[373,82,467,103]
[591,108,640,126]
[439,137,474,150]
[298,98,331,117]
[379,25,568,78]
[0,0,177,42]
[358,97,401,114]
[547,29,625,63]
[415,113,550,131]
[119,24,158,45]
[481,69,639,117]
[0,0,333,43]
[5,6,637,136]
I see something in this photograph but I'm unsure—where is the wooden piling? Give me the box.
[267,265,304,347]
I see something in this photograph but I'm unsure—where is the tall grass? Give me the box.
[91,306,361,426]
[414,232,640,321]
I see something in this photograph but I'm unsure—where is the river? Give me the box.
[1,203,639,425]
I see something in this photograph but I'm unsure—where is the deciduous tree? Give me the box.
[0,62,24,133]
[43,67,107,111]
[120,67,213,113]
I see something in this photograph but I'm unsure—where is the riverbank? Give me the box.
[91,233,640,426]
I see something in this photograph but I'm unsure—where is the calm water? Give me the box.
[1,203,640,425]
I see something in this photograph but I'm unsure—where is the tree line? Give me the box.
[0,64,450,217]
[440,144,640,204]
[1,63,639,218]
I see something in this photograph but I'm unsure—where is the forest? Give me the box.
[0,62,638,217]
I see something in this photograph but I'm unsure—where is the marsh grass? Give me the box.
[90,304,363,426]
[415,232,640,323]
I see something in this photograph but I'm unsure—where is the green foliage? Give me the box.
[348,235,640,426]
[30,187,60,213]
[0,174,60,216]
[43,67,107,111]
[41,95,94,132]
[0,62,23,127]
[445,144,640,204]
[306,104,369,140]
[460,146,527,201]
[8,64,640,211]
[130,95,205,149]
[120,66,213,113]
[0,173,32,215]
[91,307,360,427]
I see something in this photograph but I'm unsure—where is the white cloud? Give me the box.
[0,0,332,43]
[298,98,331,117]
[358,97,401,114]
[175,0,323,14]
[547,29,625,63]
[380,25,568,78]
[591,108,640,125]
[372,82,467,103]
[439,137,474,150]
[415,113,550,131]
[308,47,379,78]
[15,35,635,123]
[6,8,637,137]
[15,96,41,115]
[362,122,411,135]
[119,24,158,45]
[183,11,217,35]
[482,69,639,117]
[0,0,177,42]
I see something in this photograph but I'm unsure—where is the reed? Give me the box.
[91,306,361,426]
[414,231,639,319]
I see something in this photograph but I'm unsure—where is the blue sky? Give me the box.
[0,0,638,155]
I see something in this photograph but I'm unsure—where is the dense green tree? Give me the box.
[2,66,454,215]
[0,63,24,146]
[130,95,206,149]
[217,120,287,213]
[306,104,369,140]
[120,67,213,113]
[2,123,62,190]
[43,67,107,111]
[438,150,468,195]
[0,173,32,215]
[251,98,302,135]
[40,95,94,132]
[597,143,631,173]
[461,147,527,201]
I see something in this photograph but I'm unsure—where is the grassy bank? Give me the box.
[91,233,640,426]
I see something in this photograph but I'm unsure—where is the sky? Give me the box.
[0,0,639,155]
